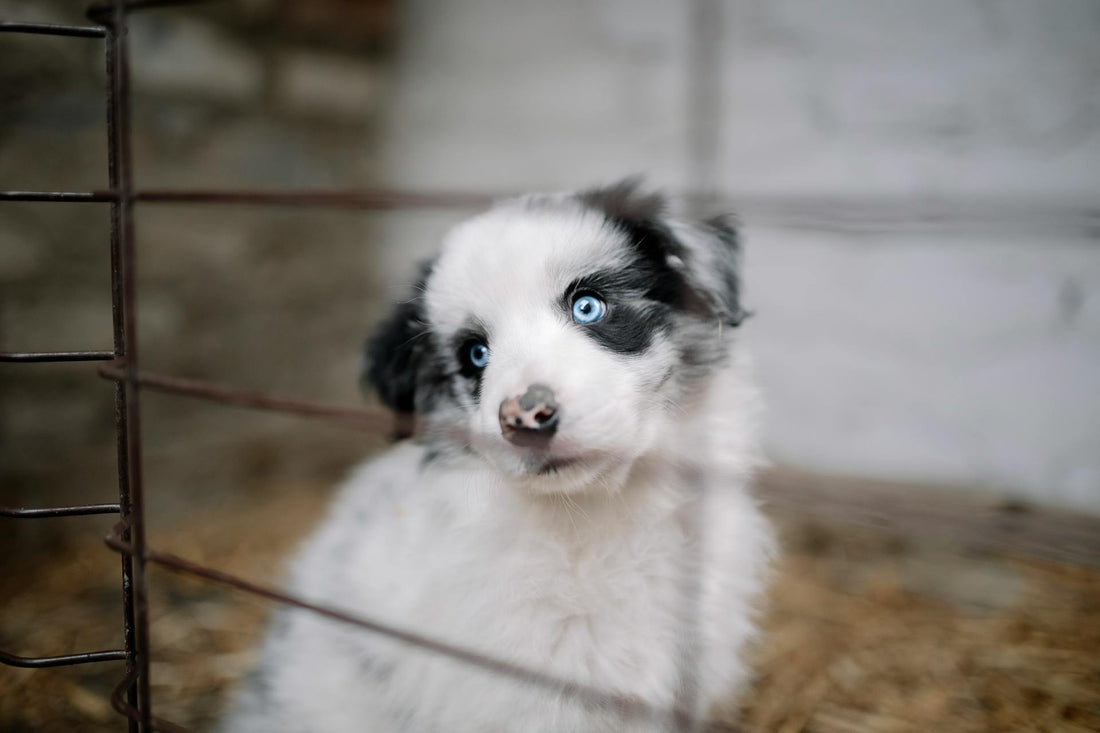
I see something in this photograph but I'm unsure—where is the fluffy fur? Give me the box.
[223,180,774,732]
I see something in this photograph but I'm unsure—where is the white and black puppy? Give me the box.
[223,180,774,732]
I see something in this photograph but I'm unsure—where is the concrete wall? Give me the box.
[374,0,1100,511]
[0,0,395,532]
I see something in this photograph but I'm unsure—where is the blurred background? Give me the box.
[1,0,1098,731]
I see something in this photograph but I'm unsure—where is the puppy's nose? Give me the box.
[499,383,559,444]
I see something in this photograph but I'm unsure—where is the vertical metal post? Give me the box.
[104,19,140,733]
[107,1,153,729]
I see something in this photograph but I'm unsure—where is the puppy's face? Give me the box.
[366,181,746,495]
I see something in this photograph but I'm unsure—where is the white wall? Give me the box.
[373,0,1100,512]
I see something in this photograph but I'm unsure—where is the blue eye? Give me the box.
[571,294,606,324]
[468,342,490,369]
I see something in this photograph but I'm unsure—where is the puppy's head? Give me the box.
[365,180,747,494]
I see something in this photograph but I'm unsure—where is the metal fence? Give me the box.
[6,2,1100,731]
[0,2,750,731]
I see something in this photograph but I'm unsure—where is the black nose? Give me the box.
[499,383,559,445]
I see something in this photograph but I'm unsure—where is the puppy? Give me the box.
[223,180,773,732]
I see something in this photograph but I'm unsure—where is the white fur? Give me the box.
[223,192,774,732]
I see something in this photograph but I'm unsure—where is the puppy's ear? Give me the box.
[362,261,435,414]
[673,213,749,327]
[580,178,748,326]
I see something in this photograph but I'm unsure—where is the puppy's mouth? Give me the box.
[506,444,622,494]
[531,456,582,476]
[501,431,592,477]
[508,445,588,477]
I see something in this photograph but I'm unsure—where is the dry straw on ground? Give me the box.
[3,481,1098,732]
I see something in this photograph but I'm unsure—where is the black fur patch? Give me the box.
[453,329,489,404]
[565,269,674,355]
[578,180,692,319]
[585,301,669,354]
[567,181,692,355]
[363,260,450,415]
[578,178,747,327]
[578,177,667,224]
[579,181,684,298]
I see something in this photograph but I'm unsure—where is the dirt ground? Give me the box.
[2,481,1098,733]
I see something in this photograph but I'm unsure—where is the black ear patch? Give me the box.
[579,178,682,307]
[578,178,747,327]
[362,261,435,414]
[578,176,667,224]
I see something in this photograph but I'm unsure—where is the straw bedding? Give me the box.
[3,483,1098,732]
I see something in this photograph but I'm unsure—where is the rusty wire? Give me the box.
[2,504,120,518]
[95,358,412,434]
[0,350,116,362]
[1,187,497,209]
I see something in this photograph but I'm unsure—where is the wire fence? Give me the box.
[4,2,1100,731]
[0,3,749,730]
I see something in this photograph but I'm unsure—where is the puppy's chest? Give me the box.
[373,498,693,688]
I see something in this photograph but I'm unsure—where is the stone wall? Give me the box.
[0,0,396,541]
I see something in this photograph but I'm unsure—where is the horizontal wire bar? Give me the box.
[103,519,740,733]
[0,21,106,37]
[1,350,115,363]
[128,190,1100,234]
[0,190,119,203]
[2,503,121,518]
[134,188,497,209]
[0,188,490,210]
[97,358,412,433]
[3,187,1097,234]
[0,648,127,669]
